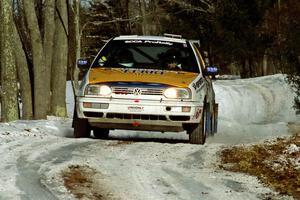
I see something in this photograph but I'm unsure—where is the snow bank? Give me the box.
[214,74,299,124]
[212,74,300,144]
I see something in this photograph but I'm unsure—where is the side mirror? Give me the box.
[77,58,90,69]
[204,66,219,76]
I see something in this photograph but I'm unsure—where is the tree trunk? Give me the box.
[0,2,2,112]
[248,57,253,77]
[263,53,268,76]
[139,0,150,35]
[43,0,56,113]
[0,0,19,122]
[240,60,248,78]
[12,20,33,120]
[23,0,48,119]
[120,0,131,33]
[51,0,68,117]
[68,0,80,94]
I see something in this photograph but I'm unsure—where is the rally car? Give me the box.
[73,34,218,144]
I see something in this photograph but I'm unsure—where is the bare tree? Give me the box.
[12,21,33,120]
[0,0,19,122]
[51,0,68,117]
[138,0,150,35]
[166,0,214,13]
[68,0,81,93]
[23,0,49,119]
[43,0,56,113]
[0,0,83,120]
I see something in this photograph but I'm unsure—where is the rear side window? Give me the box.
[92,40,199,73]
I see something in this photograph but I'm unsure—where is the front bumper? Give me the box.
[76,97,203,132]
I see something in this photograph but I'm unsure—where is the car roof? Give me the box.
[113,35,187,44]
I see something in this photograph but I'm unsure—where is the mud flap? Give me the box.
[205,103,213,136]
[213,103,218,133]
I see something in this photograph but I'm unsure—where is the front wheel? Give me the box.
[73,110,91,138]
[187,106,207,144]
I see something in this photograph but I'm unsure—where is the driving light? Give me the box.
[85,85,112,96]
[99,85,112,95]
[164,88,177,98]
[163,88,191,99]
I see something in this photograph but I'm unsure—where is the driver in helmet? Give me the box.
[115,49,135,68]
[163,48,182,70]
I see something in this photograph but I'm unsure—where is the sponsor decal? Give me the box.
[125,40,143,44]
[125,40,173,46]
[121,68,164,75]
[128,106,144,112]
[192,78,204,90]
[144,40,173,45]
[193,108,202,120]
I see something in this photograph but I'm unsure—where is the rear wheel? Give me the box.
[93,128,109,139]
[188,105,207,144]
[73,111,91,138]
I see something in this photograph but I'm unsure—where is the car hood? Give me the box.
[88,68,198,87]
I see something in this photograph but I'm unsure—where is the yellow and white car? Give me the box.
[73,34,218,144]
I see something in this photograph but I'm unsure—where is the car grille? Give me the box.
[106,113,167,120]
[84,112,190,122]
[112,87,163,95]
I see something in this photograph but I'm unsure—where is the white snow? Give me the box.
[211,74,299,144]
[284,144,300,154]
[0,74,299,200]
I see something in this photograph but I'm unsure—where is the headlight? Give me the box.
[163,88,191,99]
[85,85,112,96]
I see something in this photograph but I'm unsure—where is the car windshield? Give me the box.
[91,39,200,73]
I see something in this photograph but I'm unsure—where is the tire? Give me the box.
[93,128,109,139]
[188,104,207,144]
[73,110,91,138]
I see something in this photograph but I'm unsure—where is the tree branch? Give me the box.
[166,0,215,14]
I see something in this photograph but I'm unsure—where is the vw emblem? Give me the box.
[133,88,142,96]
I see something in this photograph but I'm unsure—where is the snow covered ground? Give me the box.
[212,74,299,144]
[0,74,299,200]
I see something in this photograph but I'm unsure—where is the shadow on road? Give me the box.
[97,130,189,144]
[103,136,188,144]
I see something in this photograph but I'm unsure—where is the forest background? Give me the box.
[0,0,299,122]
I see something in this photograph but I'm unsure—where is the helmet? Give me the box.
[163,48,182,70]
[164,48,181,63]
[115,49,135,67]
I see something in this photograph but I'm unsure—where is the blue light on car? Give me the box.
[78,60,88,65]
[207,66,218,73]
